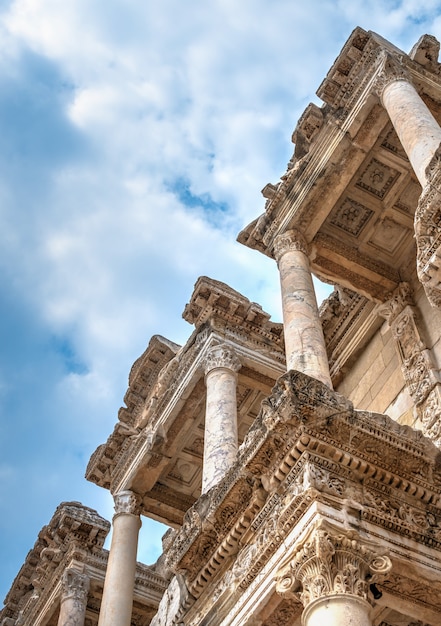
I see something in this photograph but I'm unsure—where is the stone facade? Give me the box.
[4,26,441,626]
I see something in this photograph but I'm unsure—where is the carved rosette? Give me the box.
[374,51,411,103]
[61,568,90,604]
[203,345,241,376]
[273,229,309,263]
[114,490,142,516]
[276,525,391,608]
[415,149,441,308]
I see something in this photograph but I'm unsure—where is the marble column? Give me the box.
[97,491,142,626]
[202,344,241,494]
[273,229,332,388]
[276,524,391,626]
[57,569,90,626]
[376,54,441,308]
[377,53,441,188]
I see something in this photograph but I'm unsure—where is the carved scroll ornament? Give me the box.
[114,490,142,516]
[203,344,241,376]
[276,524,391,608]
[379,283,441,446]
[61,569,90,604]
[273,229,309,262]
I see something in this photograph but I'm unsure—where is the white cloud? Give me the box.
[2,0,441,604]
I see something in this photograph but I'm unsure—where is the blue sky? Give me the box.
[2,0,441,603]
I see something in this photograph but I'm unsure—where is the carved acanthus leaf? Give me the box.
[61,569,90,604]
[275,521,391,608]
[203,344,241,375]
[273,229,309,262]
[375,51,411,102]
[114,490,142,516]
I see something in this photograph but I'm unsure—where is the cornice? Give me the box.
[160,370,441,624]
[1,503,111,624]
[87,321,284,495]
[237,29,441,262]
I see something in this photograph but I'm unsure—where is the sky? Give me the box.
[2,0,441,604]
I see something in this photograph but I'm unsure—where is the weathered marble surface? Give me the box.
[380,73,441,188]
[57,569,89,626]
[274,230,332,388]
[202,345,241,493]
[303,594,372,626]
[98,492,142,626]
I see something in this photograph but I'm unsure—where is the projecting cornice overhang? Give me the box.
[238,27,441,303]
[159,370,441,624]
[0,502,167,626]
[86,277,285,526]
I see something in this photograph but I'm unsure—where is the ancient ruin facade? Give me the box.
[4,26,441,626]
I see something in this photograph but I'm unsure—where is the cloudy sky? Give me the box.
[2,0,441,603]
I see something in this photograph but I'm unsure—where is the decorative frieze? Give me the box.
[415,151,441,308]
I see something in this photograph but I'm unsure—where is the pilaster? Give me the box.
[378,282,441,446]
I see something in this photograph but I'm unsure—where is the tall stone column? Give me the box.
[376,52,441,189]
[273,229,332,388]
[97,491,142,626]
[202,344,241,493]
[376,53,441,307]
[57,569,90,626]
[276,523,391,626]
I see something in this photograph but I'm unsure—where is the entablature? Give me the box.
[86,277,285,526]
[158,371,441,625]
[0,502,167,626]
[238,28,441,305]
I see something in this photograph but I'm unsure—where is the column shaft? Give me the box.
[381,78,441,187]
[303,594,371,626]
[274,230,332,387]
[202,345,241,494]
[98,492,141,626]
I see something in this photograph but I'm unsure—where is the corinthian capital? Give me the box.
[374,51,411,103]
[61,569,90,604]
[203,344,241,376]
[273,229,308,262]
[276,523,391,608]
[114,490,142,516]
